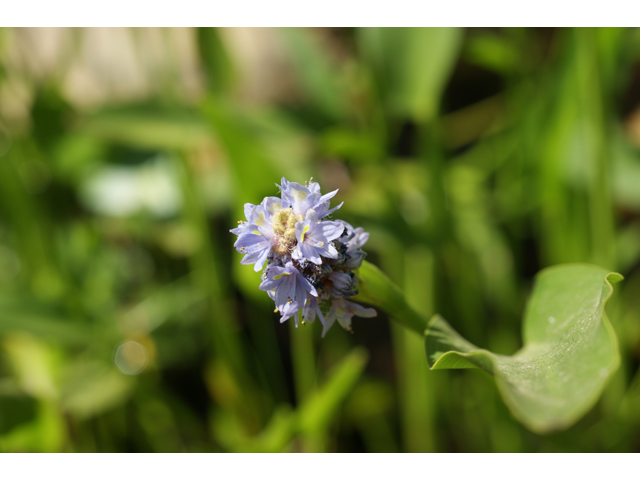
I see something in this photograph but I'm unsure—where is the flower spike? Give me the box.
[231,177,376,335]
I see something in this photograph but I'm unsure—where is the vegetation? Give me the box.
[0,27,639,452]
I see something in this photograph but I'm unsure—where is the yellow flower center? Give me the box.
[271,208,303,254]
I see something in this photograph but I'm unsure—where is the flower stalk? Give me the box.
[353,261,429,336]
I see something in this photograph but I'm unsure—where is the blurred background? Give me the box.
[0,27,639,452]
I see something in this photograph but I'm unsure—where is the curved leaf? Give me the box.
[425,264,622,434]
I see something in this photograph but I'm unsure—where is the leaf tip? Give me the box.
[605,271,624,285]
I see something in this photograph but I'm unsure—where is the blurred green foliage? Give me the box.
[0,27,639,452]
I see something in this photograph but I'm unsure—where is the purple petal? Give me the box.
[300,241,322,265]
[244,203,256,221]
[320,220,344,241]
[345,300,377,318]
[323,201,343,218]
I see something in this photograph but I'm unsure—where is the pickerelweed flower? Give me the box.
[231,178,376,336]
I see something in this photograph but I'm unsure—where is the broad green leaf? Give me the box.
[425,264,622,434]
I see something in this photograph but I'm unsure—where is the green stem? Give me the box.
[354,261,428,336]
[289,320,323,452]
[575,28,616,269]
[393,246,436,452]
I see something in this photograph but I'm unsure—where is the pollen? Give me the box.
[271,207,303,254]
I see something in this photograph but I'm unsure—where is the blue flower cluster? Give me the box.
[231,178,376,336]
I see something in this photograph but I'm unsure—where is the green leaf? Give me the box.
[60,362,135,419]
[78,106,212,151]
[197,28,236,95]
[279,28,348,121]
[359,27,462,121]
[425,264,622,434]
[465,32,522,75]
[219,348,368,452]
[297,347,369,434]
[0,294,108,347]
[200,98,279,200]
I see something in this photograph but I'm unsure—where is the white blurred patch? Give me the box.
[80,156,181,218]
[114,340,147,375]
